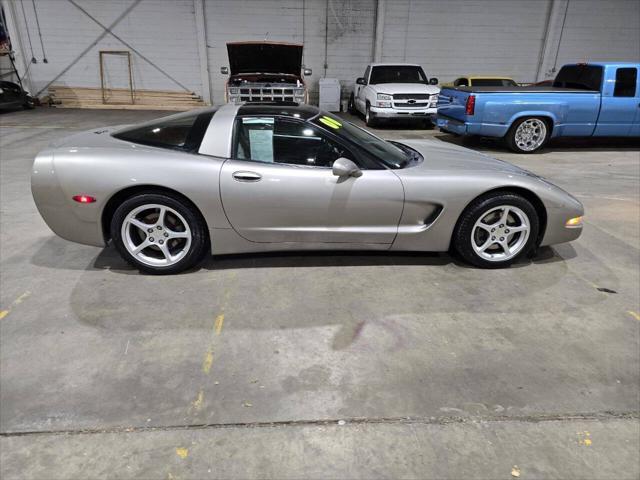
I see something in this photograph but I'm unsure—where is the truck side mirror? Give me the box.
[429,78,439,85]
[356,77,367,85]
[220,66,229,75]
[303,68,312,76]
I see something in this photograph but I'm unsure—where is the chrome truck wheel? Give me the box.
[507,117,549,153]
[111,192,207,274]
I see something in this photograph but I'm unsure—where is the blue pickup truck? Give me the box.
[437,63,640,153]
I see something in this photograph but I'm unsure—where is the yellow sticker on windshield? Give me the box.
[319,116,342,129]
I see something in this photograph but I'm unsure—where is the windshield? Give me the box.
[553,65,603,90]
[369,65,427,85]
[311,113,410,169]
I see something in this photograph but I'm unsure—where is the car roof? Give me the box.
[236,102,320,120]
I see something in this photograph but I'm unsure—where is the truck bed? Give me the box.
[451,86,599,94]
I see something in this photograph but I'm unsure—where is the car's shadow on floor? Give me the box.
[28,236,575,274]
[88,243,573,274]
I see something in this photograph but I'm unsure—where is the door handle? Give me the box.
[232,171,262,182]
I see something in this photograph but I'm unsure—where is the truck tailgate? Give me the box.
[437,87,470,122]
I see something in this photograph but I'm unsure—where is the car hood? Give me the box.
[371,83,440,95]
[227,42,303,76]
[395,139,536,176]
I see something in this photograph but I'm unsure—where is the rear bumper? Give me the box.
[437,115,510,138]
[370,106,437,120]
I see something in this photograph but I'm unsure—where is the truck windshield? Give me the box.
[553,65,603,91]
[369,66,427,85]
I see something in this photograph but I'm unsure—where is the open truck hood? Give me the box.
[227,42,303,76]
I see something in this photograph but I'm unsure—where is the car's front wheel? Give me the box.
[365,104,377,127]
[111,192,208,274]
[505,117,549,153]
[348,93,357,114]
[453,192,539,268]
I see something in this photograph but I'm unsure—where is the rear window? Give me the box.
[472,79,518,87]
[614,68,637,97]
[553,65,603,91]
[112,109,216,152]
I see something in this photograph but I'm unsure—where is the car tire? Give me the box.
[453,192,539,268]
[111,192,208,275]
[23,95,35,109]
[505,117,550,153]
[348,93,357,115]
[365,104,377,127]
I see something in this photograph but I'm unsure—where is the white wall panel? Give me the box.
[539,0,640,79]
[4,0,639,103]
[381,0,552,84]
[8,0,203,96]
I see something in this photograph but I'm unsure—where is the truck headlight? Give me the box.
[229,87,239,94]
[377,93,392,101]
[294,88,305,96]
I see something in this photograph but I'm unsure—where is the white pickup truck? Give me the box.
[348,63,440,127]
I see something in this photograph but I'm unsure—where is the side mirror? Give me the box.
[332,158,362,178]
[429,78,439,85]
[356,77,367,85]
[220,66,229,75]
[303,68,312,76]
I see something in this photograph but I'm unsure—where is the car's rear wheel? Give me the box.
[453,192,539,268]
[506,117,549,153]
[111,192,208,274]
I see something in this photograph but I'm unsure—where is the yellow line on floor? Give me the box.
[214,313,225,335]
[0,291,32,320]
[628,311,640,321]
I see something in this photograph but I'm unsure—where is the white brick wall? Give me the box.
[4,0,639,102]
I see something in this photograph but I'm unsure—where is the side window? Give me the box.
[112,110,214,152]
[363,66,370,83]
[234,117,354,168]
[614,68,637,97]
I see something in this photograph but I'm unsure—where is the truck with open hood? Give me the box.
[221,41,312,104]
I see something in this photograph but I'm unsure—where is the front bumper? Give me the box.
[370,106,437,120]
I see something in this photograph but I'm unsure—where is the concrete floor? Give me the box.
[1,107,639,479]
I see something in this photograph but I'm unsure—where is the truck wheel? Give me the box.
[365,104,377,127]
[506,117,549,153]
[348,93,357,115]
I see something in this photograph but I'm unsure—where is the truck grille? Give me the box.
[232,84,298,103]
[392,93,438,109]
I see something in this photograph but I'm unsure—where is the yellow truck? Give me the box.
[442,76,518,87]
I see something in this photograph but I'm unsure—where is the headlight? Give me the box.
[377,93,392,101]
[565,216,583,227]
[294,88,305,95]
[229,87,239,94]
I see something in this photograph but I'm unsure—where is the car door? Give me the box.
[355,66,370,112]
[219,115,404,244]
[594,66,638,136]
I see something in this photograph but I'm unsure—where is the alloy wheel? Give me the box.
[121,204,192,267]
[471,205,530,261]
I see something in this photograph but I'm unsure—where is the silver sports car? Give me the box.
[31,103,584,274]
